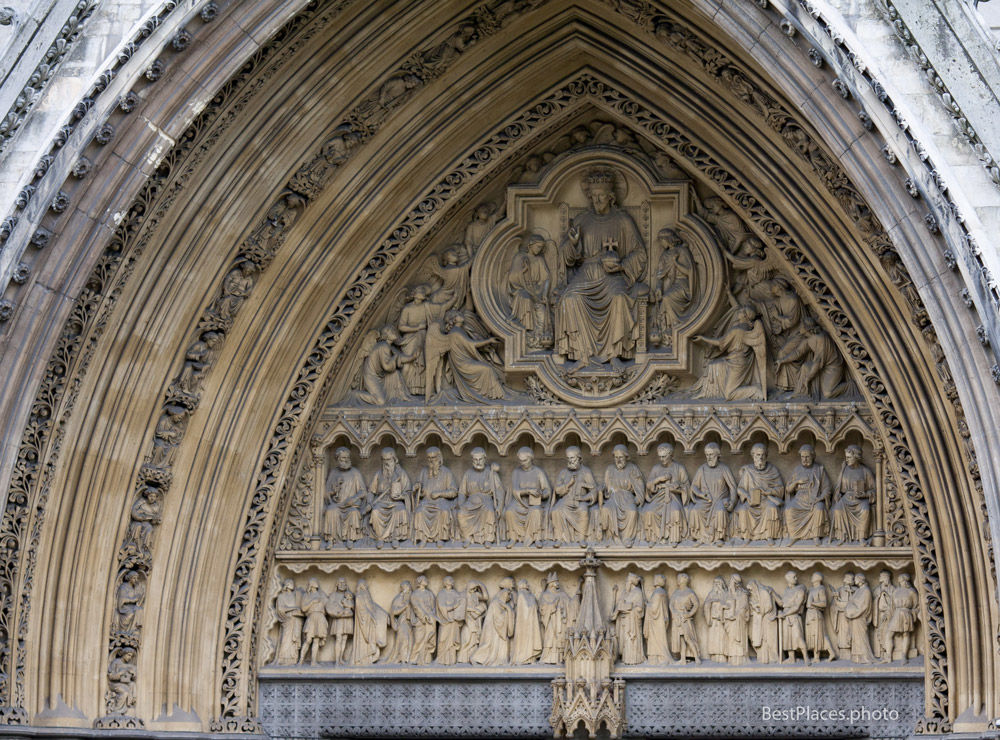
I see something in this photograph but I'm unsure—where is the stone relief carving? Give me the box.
[262,563,922,673]
[297,439,892,551]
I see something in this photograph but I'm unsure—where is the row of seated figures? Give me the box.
[319,441,878,548]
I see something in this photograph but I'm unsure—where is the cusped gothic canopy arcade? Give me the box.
[0,1,999,738]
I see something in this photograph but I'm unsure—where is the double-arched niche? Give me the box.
[1,0,995,736]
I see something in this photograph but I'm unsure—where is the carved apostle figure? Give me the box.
[611,573,646,665]
[830,445,875,543]
[747,579,780,664]
[149,405,185,467]
[845,573,876,663]
[784,444,832,545]
[512,579,543,664]
[689,443,736,544]
[670,573,701,664]
[778,572,809,664]
[644,574,671,664]
[275,578,303,666]
[884,573,918,663]
[830,572,855,656]
[324,447,368,545]
[409,575,438,665]
[352,579,388,665]
[538,573,574,664]
[505,447,551,546]
[436,576,466,665]
[653,227,695,334]
[599,445,645,545]
[298,578,328,665]
[384,580,414,664]
[368,447,412,547]
[734,443,785,544]
[554,168,647,370]
[508,233,554,348]
[456,447,503,544]
[550,446,598,544]
[723,574,751,666]
[458,582,489,663]
[692,304,767,401]
[703,576,729,663]
[472,577,516,665]
[326,578,355,664]
[643,442,690,545]
[412,447,459,545]
[805,573,837,662]
[872,570,894,661]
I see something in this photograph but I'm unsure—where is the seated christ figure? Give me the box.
[554,168,647,371]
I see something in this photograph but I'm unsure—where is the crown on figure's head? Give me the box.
[583,168,616,186]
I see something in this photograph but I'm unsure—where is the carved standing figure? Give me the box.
[472,578,516,665]
[704,576,729,663]
[275,578,303,666]
[644,574,671,664]
[324,447,368,545]
[734,443,785,544]
[299,578,328,665]
[723,574,751,666]
[830,445,875,543]
[805,573,837,662]
[784,444,831,544]
[670,572,702,664]
[550,446,598,544]
[692,304,767,401]
[872,571,894,661]
[554,168,647,370]
[845,573,876,663]
[611,573,646,665]
[653,227,695,333]
[436,576,466,665]
[458,582,489,663]
[409,575,438,665]
[368,447,412,547]
[456,447,502,544]
[125,486,161,558]
[412,447,459,545]
[508,233,554,348]
[384,580,414,664]
[884,574,918,663]
[778,572,809,664]
[326,578,355,664]
[747,579,780,664]
[599,445,645,545]
[643,443,690,545]
[505,447,551,546]
[538,573,573,664]
[512,579,543,664]
[830,573,855,656]
[352,579,389,665]
[464,202,498,256]
[689,443,736,544]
